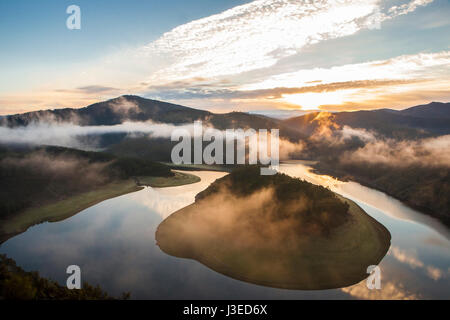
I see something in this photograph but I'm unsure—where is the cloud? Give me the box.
[107,96,140,116]
[341,279,420,300]
[0,0,440,113]
[146,79,423,100]
[143,0,382,81]
[142,0,435,83]
[298,111,450,170]
[135,171,229,220]
[388,0,434,17]
[341,242,448,299]
[141,50,449,111]
[0,121,199,149]
[76,85,120,94]
[388,246,449,281]
[54,85,121,95]
[341,135,450,168]
[234,50,450,110]
[248,109,314,120]
[426,266,445,281]
[244,51,450,91]
[1,151,111,188]
[339,125,377,142]
[305,112,378,145]
[0,119,301,163]
[389,246,424,269]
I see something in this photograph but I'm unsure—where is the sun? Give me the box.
[281,91,347,110]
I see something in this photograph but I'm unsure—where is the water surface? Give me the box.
[1,166,449,299]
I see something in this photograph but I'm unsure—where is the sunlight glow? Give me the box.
[282,91,349,110]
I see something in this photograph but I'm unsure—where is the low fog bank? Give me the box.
[0,120,304,161]
[0,146,173,220]
[1,102,448,169]
[0,150,113,218]
[0,121,195,150]
[342,135,450,168]
[304,112,450,169]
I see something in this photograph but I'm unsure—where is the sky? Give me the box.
[0,0,449,115]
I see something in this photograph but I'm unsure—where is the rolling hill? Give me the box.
[3,95,448,141]
[283,102,450,139]
[0,95,210,127]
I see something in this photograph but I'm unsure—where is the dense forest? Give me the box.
[196,166,350,235]
[0,254,127,300]
[0,145,173,219]
[314,159,450,226]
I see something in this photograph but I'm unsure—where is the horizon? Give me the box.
[1,0,449,115]
[1,94,449,119]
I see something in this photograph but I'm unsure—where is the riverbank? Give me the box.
[0,180,144,244]
[310,162,450,227]
[0,168,204,245]
[136,171,201,188]
[162,162,234,172]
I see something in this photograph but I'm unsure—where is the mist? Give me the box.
[341,135,450,168]
[304,111,450,169]
[0,119,304,164]
[306,112,377,147]
[0,121,199,150]
[1,151,111,187]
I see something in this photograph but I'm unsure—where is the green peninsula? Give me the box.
[156,166,391,290]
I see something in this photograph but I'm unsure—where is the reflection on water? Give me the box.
[280,162,450,299]
[281,161,450,240]
[1,167,449,299]
[133,171,228,220]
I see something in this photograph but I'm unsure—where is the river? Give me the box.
[1,163,449,299]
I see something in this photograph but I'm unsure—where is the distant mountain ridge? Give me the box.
[396,102,450,119]
[0,95,210,127]
[283,101,450,138]
[0,95,305,142]
[1,96,449,139]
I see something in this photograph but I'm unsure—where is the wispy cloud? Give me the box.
[388,246,449,281]
[239,50,450,110]
[143,50,450,110]
[75,85,120,94]
[341,279,420,300]
[0,0,441,113]
[388,0,434,17]
[146,79,424,100]
[143,0,382,81]
[243,51,450,90]
[54,85,121,95]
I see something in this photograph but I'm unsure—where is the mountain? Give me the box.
[283,102,450,138]
[3,96,449,134]
[0,95,210,127]
[0,95,305,146]
[397,102,450,119]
